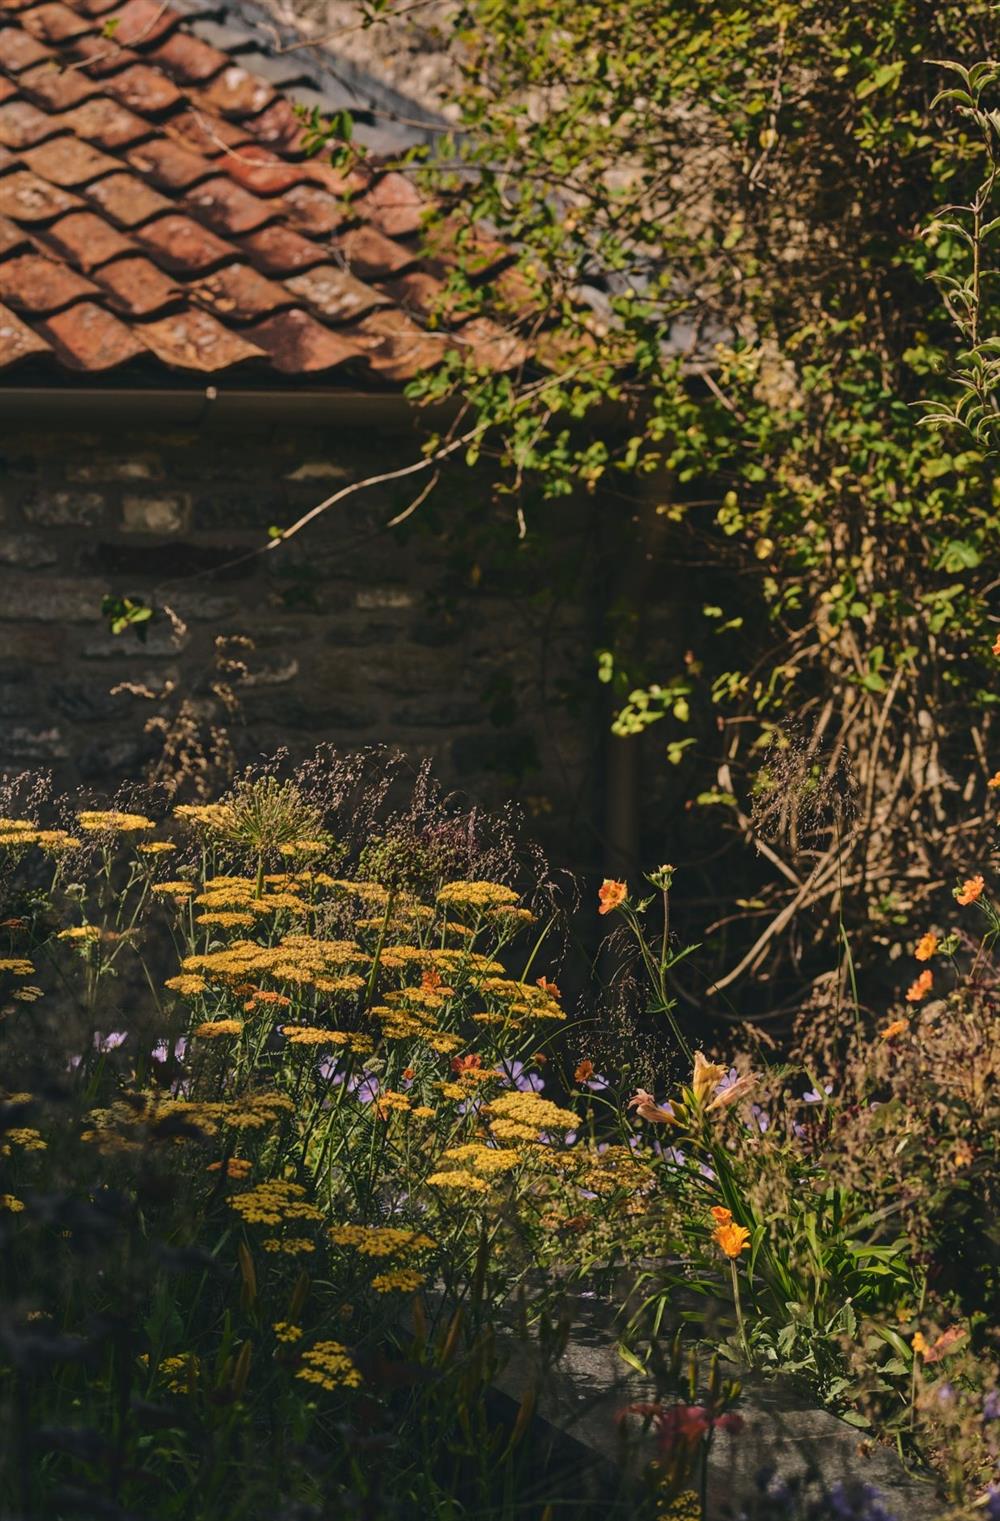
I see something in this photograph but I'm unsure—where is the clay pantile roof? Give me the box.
[0,0,528,383]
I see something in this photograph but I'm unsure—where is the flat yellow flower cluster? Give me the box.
[0,820,80,851]
[263,1236,316,1254]
[181,934,367,992]
[481,977,566,1022]
[370,1268,426,1293]
[156,1354,197,1394]
[192,1019,244,1039]
[295,1340,361,1391]
[487,1092,580,1133]
[78,811,154,833]
[152,882,196,898]
[229,1179,324,1228]
[173,803,235,833]
[136,841,176,855]
[438,1143,521,1177]
[0,1194,24,1211]
[2,1127,46,1154]
[328,1225,435,1257]
[273,1321,303,1342]
[436,881,520,910]
[0,958,35,976]
[82,1091,294,1151]
[164,974,208,997]
[57,926,101,942]
[426,1168,489,1193]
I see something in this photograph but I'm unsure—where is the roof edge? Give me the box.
[0,387,460,430]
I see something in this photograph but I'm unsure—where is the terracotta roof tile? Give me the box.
[134,211,235,271]
[220,142,303,195]
[285,263,389,323]
[282,181,346,237]
[146,30,228,85]
[191,261,292,321]
[165,108,251,158]
[0,299,52,365]
[111,0,182,49]
[196,64,275,120]
[377,268,452,323]
[137,305,265,370]
[19,60,101,110]
[352,307,444,381]
[238,223,326,275]
[84,169,175,225]
[0,144,18,173]
[90,252,180,314]
[0,213,31,257]
[355,171,424,239]
[243,306,360,373]
[104,61,183,114]
[0,28,53,72]
[40,207,136,269]
[455,315,529,372]
[0,248,99,312]
[68,34,141,77]
[0,98,61,149]
[57,96,152,149]
[19,2,92,44]
[75,0,121,15]
[21,134,121,185]
[335,223,415,281]
[185,174,277,235]
[126,136,213,190]
[0,78,17,107]
[0,168,82,222]
[39,298,145,367]
[243,95,305,152]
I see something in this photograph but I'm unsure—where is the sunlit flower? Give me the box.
[713,1220,751,1258]
[993,633,1000,656]
[574,1060,595,1084]
[955,874,985,906]
[451,1053,483,1075]
[597,878,627,915]
[164,974,207,996]
[370,1268,427,1293]
[905,970,932,1002]
[622,1401,742,1454]
[914,932,938,962]
[627,1089,676,1124]
[709,1206,732,1227]
[705,1073,754,1112]
[692,1052,727,1104]
[272,1321,303,1342]
[953,1142,974,1169]
[137,841,176,855]
[57,925,101,942]
[295,1340,361,1390]
[78,811,154,833]
[192,1019,244,1038]
[912,1331,928,1358]
[988,772,1000,790]
[880,1019,908,1040]
[536,976,561,998]
[207,1157,251,1179]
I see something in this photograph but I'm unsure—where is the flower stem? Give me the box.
[730,1257,750,1366]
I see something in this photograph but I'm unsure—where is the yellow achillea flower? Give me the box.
[0,959,35,975]
[192,1020,244,1038]
[273,1321,303,1342]
[439,1143,520,1176]
[371,1268,426,1294]
[164,974,208,996]
[0,1194,24,1212]
[487,1091,580,1132]
[328,1225,435,1256]
[197,912,256,928]
[78,811,154,833]
[914,932,938,962]
[137,841,176,854]
[230,1180,323,1227]
[490,1118,542,1142]
[296,1340,361,1391]
[714,1220,751,1258]
[3,1128,45,1152]
[881,1019,908,1041]
[905,970,933,1002]
[173,803,234,832]
[57,925,101,942]
[412,1105,436,1119]
[955,874,985,906]
[263,1237,315,1254]
[437,880,519,910]
[157,1354,198,1394]
[207,1157,252,1179]
[152,882,196,898]
[426,1169,489,1193]
[282,1026,343,1046]
[374,1092,412,1119]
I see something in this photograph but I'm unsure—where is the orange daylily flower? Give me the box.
[692,1051,727,1104]
[880,1019,908,1041]
[598,879,627,915]
[705,1074,755,1112]
[451,1053,482,1075]
[421,967,443,992]
[709,1206,733,1227]
[914,932,938,962]
[955,874,985,906]
[536,976,561,999]
[913,1327,966,1364]
[905,970,933,1002]
[714,1220,751,1259]
[627,1089,677,1124]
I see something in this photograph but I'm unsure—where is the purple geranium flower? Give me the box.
[152,1036,187,1063]
[501,1060,544,1093]
[94,1031,127,1053]
[802,1082,833,1104]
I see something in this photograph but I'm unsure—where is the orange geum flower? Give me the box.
[880,1019,908,1041]
[993,633,1000,656]
[905,970,933,1003]
[536,976,561,999]
[713,1220,751,1259]
[598,879,627,915]
[710,1206,733,1227]
[912,1331,929,1358]
[988,772,1000,790]
[914,932,938,962]
[574,1059,595,1084]
[955,874,985,906]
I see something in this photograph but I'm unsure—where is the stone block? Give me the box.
[22,490,105,528]
[285,461,351,481]
[167,590,240,622]
[66,455,163,484]
[0,576,105,624]
[241,657,300,687]
[241,690,377,731]
[0,532,59,569]
[81,626,188,660]
[48,675,134,722]
[0,626,64,664]
[0,725,69,762]
[356,587,415,610]
[121,492,191,535]
[78,733,158,778]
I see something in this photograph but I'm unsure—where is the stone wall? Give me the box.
[0,415,607,870]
